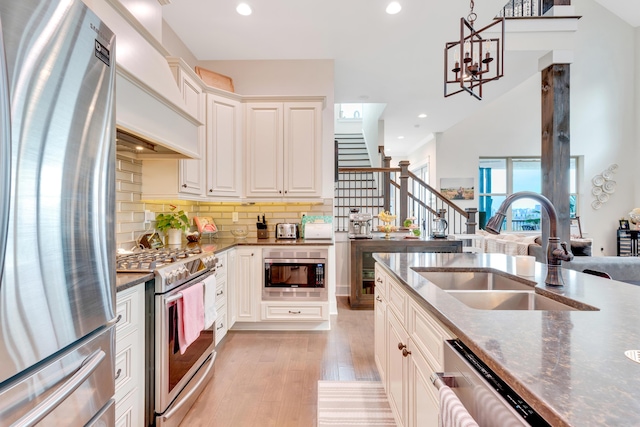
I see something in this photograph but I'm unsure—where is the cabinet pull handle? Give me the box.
[376,277,383,283]
[398,342,407,350]
[216,290,223,296]
[216,322,224,330]
[376,296,382,302]
[402,348,411,357]
[182,184,187,188]
[288,310,301,314]
[114,368,122,380]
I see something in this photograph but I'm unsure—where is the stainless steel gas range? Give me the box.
[116,247,218,427]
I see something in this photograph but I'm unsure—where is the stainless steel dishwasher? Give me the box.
[434,339,551,427]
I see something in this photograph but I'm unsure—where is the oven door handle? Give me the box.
[165,292,183,304]
[160,352,216,422]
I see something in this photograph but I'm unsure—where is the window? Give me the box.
[478,157,578,231]
[338,103,363,120]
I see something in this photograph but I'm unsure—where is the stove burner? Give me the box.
[116,247,205,272]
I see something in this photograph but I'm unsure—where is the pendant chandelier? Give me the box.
[444,0,505,100]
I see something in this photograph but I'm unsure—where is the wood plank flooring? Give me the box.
[180,297,379,427]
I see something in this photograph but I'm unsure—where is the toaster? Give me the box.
[276,223,299,239]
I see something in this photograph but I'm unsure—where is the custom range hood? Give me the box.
[87,0,203,160]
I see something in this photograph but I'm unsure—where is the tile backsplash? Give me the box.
[115,155,333,249]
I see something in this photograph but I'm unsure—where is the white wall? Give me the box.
[362,104,386,168]
[426,0,637,256]
[162,20,199,68]
[196,59,335,199]
[118,0,162,41]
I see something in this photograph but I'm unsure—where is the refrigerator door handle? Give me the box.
[13,350,106,427]
[0,16,11,280]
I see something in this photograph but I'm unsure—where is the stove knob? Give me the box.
[166,272,174,284]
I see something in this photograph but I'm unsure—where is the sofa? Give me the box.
[474,230,640,285]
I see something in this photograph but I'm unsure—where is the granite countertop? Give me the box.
[373,252,640,427]
[115,237,333,291]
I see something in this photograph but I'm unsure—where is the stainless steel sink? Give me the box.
[416,271,533,291]
[447,290,576,311]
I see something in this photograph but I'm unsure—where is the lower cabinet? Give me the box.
[261,302,329,321]
[375,264,454,427]
[115,284,145,427]
[234,247,261,322]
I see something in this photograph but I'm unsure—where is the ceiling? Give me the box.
[162,0,639,157]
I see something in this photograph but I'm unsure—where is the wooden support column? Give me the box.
[398,160,410,222]
[541,63,571,247]
[383,156,391,212]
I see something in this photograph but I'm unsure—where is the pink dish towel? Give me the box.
[177,282,205,355]
[439,385,479,427]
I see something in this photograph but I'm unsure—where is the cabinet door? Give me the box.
[206,94,242,197]
[235,248,260,322]
[387,310,408,427]
[408,343,440,427]
[374,288,387,389]
[245,103,283,197]
[178,72,205,196]
[283,102,322,197]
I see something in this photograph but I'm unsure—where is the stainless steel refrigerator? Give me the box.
[0,0,117,425]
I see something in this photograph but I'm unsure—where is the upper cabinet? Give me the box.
[245,101,323,199]
[206,94,243,198]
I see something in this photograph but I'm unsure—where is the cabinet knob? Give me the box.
[182,184,187,188]
[398,342,407,351]
[279,190,282,194]
[402,348,411,357]
[209,189,213,193]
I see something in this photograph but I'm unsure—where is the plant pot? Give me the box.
[166,228,182,245]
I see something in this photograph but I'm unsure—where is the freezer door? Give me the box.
[0,326,116,426]
[0,0,116,384]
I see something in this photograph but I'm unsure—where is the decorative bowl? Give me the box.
[230,227,248,239]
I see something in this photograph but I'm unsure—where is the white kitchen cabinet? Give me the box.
[375,263,455,427]
[115,284,145,427]
[213,252,228,345]
[227,249,237,328]
[245,101,322,198]
[260,302,329,321]
[234,247,261,322]
[206,93,243,197]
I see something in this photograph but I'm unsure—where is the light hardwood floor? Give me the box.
[180,297,379,426]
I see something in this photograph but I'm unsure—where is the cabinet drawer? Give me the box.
[214,307,227,346]
[261,303,328,321]
[387,280,407,325]
[115,387,143,427]
[115,286,141,337]
[214,279,227,312]
[408,300,454,371]
[214,252,228,279]
[114,335,135,398]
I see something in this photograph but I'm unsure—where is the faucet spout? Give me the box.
[484,191,573,286]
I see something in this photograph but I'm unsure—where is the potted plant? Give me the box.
[156,205,190,245]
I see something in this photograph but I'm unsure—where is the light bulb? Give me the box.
[236,3,252,15]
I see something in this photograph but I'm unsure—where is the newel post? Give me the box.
[383,156,392,212]
[465,208,478,234]
[399,160,410,222]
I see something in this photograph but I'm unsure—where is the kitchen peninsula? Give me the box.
[374,252,640,426]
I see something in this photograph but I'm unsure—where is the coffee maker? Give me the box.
[348,210,373,239]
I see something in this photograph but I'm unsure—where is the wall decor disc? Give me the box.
[597,193,609,203]
[591,200,602,210]
[603,181,616,193]
[608,164,619,172]
[592,187,603,196]
[592,175,605,186]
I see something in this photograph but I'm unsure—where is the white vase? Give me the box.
[167,228,182,245]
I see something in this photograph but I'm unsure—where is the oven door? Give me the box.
[155,277,215,415]
[264,258,325,289]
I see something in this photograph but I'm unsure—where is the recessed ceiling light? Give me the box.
[236,3,252,15]
[358,95,370,100]
[398,136,404,140]
[386,2,401,15]
[418,113,427,118]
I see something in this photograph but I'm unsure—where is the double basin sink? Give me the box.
[415,270,582,311]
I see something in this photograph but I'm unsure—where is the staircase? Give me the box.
[334,134,385,232]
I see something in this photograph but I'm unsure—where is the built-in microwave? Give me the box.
[263,248,328,301]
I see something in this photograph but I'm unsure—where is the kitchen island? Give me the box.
[374,252,640,427]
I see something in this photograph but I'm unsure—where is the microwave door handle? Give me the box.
[0,20,11,280]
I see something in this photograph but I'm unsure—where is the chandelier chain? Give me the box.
[468,0,477,26]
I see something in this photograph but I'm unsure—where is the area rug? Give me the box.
[317,381,397,426]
